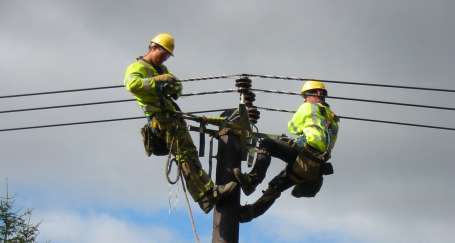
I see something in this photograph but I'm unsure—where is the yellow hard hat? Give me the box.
[151,33,175,56]
[300,80,327,95]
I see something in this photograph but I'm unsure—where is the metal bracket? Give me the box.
[208,136,215,177]
[198,121,206,157]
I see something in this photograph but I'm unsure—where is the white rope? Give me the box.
[180,172,201,243]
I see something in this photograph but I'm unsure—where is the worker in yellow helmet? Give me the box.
[123,33,237,213]
[233,80,340,222]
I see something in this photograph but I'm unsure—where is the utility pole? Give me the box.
[212,128,242,243]
[211,77,260,243]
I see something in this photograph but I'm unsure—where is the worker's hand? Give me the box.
[153,73,176,82]
[167,81,182,100]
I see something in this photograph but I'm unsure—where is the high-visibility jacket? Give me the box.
[288,102,339,153]
[123,58,176,115]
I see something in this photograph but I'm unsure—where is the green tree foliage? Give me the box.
[0,193,40,243]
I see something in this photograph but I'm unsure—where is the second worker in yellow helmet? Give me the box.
[123,33,237,213]
[233,80,340,222]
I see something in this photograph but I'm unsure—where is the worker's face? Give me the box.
[305,95,320,104]
[150,45,171,65]
[304,90,324,103]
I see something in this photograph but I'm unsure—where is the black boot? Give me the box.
[239,187,281,223]
[198,181,238,213]
[238,171,294,222]
[233,168,257,196]
[233,150,271,195]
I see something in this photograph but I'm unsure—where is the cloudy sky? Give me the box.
[1,0,454,242]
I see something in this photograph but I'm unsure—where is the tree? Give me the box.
[0,188,40,243]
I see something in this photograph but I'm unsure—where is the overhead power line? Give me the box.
[0,75,239,99]
[0,108,231,132]
[251,89,455,111]
[0,90,237,114]
[0,116,145,132]
[255,106,455,131]
[1,107,454,132]
[1,73,454,99]
[1,88,453,115]
[244,74,455,93]
[0,85,124,99]
[0,98,135,114]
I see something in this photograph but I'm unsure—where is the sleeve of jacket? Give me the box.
[288,103,312,135]
[123,62,167,96]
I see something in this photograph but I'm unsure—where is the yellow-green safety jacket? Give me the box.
[123,58,177,115]
[288,102,339,153]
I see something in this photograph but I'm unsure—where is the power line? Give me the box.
[255,106,455,131]
[251,89,455,111]
[0,90,237,114]
[0,108,232,132]
[1,107,454,132]
[244,74,455,93]
[0,116,145,132]
[0,75,239,99]
[0,99,135,114]
[1,88,453,115]
[2,73,454,99]
[0,85,124,99]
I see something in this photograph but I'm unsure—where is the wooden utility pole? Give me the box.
[211,77,258,243]
[212,128,242,243]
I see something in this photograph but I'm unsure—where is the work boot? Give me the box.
[238,187,282,223]
[233,168,258,196]
[198,181,238,213]
[238,205,254,223]
[198,196,215,214]
[213,181,238,200]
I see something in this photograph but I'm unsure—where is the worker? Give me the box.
[233,80,340,222]
[123,33,237,213]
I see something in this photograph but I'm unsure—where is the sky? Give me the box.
[1,0,454,242]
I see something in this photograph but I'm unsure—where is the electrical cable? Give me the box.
[255,106,455,131]
[0,90,237,114]
[0,75,239,99]
[0,85,124,99]
[2,88,453,114]
[0,108,232,132]
[251,88,455,111]
[1,106,454,132]
[0,98,135,114]
[243,74,455,92]
[2,73,454,99]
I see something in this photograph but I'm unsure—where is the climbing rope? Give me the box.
[164,136,200,243]
[180,170,201,243]
[165,138,181,184]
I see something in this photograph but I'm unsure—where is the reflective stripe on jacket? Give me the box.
[288,102,339,153]
[123,59,175,115]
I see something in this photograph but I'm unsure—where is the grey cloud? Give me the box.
[1,0,454,242]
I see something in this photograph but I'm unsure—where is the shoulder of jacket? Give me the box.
[128,61,146,69]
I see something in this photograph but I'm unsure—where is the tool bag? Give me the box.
[141,117,169,156]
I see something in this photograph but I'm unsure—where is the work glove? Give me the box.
[153,73,176,82]
[156,75,182,100]
[165,80,182,100]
